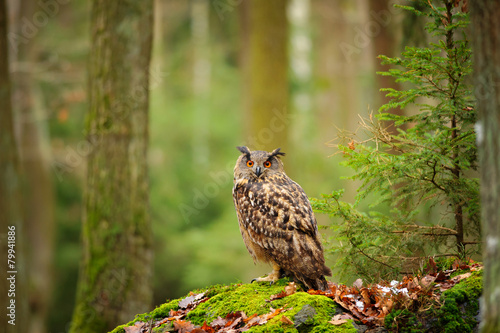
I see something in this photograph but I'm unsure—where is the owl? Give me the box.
[232,146,332,291]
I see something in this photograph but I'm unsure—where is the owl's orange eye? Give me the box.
[264,161,272,168]
[246,160,254,167]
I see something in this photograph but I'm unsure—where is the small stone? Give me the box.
[294,304,316,328]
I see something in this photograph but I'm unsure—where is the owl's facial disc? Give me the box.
[236,147,285,180]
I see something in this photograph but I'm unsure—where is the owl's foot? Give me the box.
[251,264,281,285]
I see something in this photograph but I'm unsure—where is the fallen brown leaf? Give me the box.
[210,316,227,328]
[244,314,262,327]
[263,307,284,321]
[123,322,145,333]
[190,329,207,333]
[280,315,294,325]
[427,257,438,274]
[435,271,448,282]
[451,272,471,283]
[269,282,298,301]
[285,282,297,296]
[173,320,194,333]
[178,293,206,309]
[360,288,371,306]
[225,317,243,330]
[201,321,214,333]
[329,318,348,325]
[243,313,258,323]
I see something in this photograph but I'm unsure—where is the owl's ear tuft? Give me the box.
[236,146,251,159]
[270,148,286,158]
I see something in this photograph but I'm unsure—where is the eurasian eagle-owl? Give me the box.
[232,146,331,290]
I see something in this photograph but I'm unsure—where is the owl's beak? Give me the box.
[255,166,262,177]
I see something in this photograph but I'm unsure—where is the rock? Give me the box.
[294,304,317,328]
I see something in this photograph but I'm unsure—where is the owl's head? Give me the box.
[234,146,286,181]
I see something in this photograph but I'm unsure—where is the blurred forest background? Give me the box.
[2,0,475,332]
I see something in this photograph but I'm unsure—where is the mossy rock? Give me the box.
[110,279,357,333]
[109,271,483,333]
[431,270,482,332]
[384,270,483,333]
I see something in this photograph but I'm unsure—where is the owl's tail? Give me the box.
[291,265,331,291]
[303,273,331,291]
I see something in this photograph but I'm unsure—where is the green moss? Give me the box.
[432,270,482,333]
[109,298,180,333]
[187,281,286,324]
[193,283,241,299]
[310,322,357,333]
[110,272,483,333]
[385,309,424,333]
[109,324,128,333]
[449,269,470,279]
[110,279,358,333]
[241,290,355,333]
[434,257,457,271]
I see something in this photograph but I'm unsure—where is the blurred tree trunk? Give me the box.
[11,1,55,332]
[70,0,154,332]
[243,0,289,152]
[369,0,404,130]
[239,0,250,141]
[311,0,366,142]
[470,1,500,332]
[191,0,210,165]
[368,0,407,207]
[0,0,28,332]
[288,0,312,150]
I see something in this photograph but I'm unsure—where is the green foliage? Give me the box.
[385,309,423,333]
[314,0,479,282]
[312,190,407,281]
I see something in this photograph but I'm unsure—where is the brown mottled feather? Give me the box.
[232,148,331,290]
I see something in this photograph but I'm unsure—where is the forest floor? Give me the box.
[111,260,482,333]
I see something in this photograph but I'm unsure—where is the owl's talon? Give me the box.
[250,265,281,286]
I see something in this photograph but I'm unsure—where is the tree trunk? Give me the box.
[191,0,210,165]
[311,0,367,143]
[70,0,154,332]
[11,1,55,331]
[243,0,289,152]
[369,0,404,127]
[288,0,312,150]
[470,2,500,332]
[0,0,28,332]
